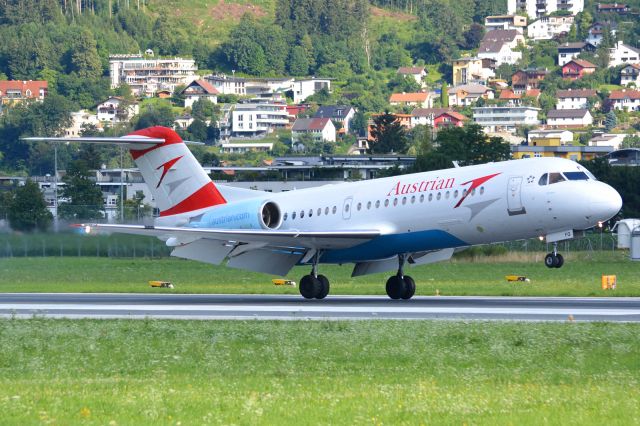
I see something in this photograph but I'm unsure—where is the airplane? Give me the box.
[26,126,622,300]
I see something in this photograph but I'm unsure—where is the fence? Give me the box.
[0,230,619,259]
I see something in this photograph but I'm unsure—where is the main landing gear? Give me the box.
[544,242,564,269]
[299,251,330,299]
[385,254,416,300]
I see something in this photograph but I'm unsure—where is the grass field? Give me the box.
[0,251,638,296]
[0,319,638,424]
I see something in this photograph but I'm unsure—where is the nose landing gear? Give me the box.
[544,242,564,268]
[385,254,416,300]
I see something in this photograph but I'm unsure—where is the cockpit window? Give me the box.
[563,171,589,181]
[538,173,548,186]
[548,173,566,184]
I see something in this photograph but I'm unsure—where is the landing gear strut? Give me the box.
[544,242,564,268]
[385,254,416,300]
[299,251,330,299]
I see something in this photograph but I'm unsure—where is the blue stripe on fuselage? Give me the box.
[320,229,468,263]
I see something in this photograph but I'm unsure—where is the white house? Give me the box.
[508,0,583,18]
[473,106,540,133]
[397,66,427,87]
[206,74,247,96]
[609,89,640,111]
[477,30,525,66]
[586,22,617,46]
[609,41,640,67]
[174,114,194,130]
[484,15,527,33]
[589,133,628,150]
[527,15,574,41]
[291,118,336,143]
[556,89,598,110]
[64,110,101,137]
[291,78,331,103]
[621,64,640,87]
[314,105,356,133]
[96,97,139,124]
[231,103,289,137]
[220,143,273,153]
[557,42,595,66]
[448,84,494,106]
[109,55,197,96]
[180,79,219,108]
[547,109,593,128]
[527,129,574,144]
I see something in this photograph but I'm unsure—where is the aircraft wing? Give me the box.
[79,224,380,276]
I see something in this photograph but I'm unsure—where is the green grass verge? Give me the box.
[0,252,638,296]
[0,319,639,424]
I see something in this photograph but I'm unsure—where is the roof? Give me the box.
[558,42,587,51]
[314,105,354,119]
[499,89,520,99]
[564,59,597,69]
[397,66,425,75]
[622,63,640,70]
[0,80,47,96]
[190,79,219,94]
[526,89,541,98]
[479,30,521,53]
[437,111,467,121]
[612,42,640,54]
[292,117,332,131]
[411,108,456,117]
[389,93,429,103]
[449,84,491,95]
[547,109,590,119]
[597,3,628,9]
[609,90,640,100]
[556,89,597,98]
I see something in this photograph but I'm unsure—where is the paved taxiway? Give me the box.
[1,293,640,321]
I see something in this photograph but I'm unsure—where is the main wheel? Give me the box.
[544,253,556,268]
[401,275,416,300]
[299,275,321,299]
[316,275,330,299]
[554,253,564,268]
[385,275,406,300]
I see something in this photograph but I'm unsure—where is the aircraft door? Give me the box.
[342,197,353,220]
[507,176,526,216]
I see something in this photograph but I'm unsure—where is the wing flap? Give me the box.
[170,239,235,265]
[226,248,303,276]
[80,224,380,250]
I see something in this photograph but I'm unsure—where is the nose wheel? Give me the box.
[544,243,564,268]
[385,254,416,300]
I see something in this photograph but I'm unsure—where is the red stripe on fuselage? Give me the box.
[159,182,226,217]
[454,172,501,208]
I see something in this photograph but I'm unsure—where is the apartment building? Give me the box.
[109,54,197,96]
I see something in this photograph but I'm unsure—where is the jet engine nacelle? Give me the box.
[193,198,282,230]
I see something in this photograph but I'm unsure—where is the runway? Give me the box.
[1,293,640,321]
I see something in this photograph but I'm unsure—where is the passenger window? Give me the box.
[357,202,362,211]
[325,207,329,215]
[384,199,389,207]
[375,200,380,208]
[445,191,450,199]
[367,201,372,209]
[454,190,458,198]
[317,208,321,216]
[538,173,548,186]
[411,195,415,204]
[393,198,398,206]
[300,210,305,218]
[436,192,441,200]
[309,209,313,217]
[292,212,296,220]
[549,173,565,184]
[480,186,484,195]
[429,193,433,202]
[332,206,337,214]
[420,194,424,203]
[402,197,407,205]
[283,213,288,221]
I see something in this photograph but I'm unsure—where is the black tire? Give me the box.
[300,275,320,299]
[401,275,416,300]
[316,275,330,299]
[554,253,564,268]
[385,275,406,300]
[544,253,556,268]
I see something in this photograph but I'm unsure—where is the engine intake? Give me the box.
[260,201,281,229]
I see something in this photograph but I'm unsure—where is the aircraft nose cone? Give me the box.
[590,183,622,220]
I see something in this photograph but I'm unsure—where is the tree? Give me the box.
[368,112,408,154]
[463,23,485,49]
[622,135,640,148]
[605,110,617,131]
[288,45,310,76]
[58,160,104,220]
[441,82,449,108]
[134,103,176,130]
[68,29,103,79]
[7,180,52,232]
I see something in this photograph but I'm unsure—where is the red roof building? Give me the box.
[0,80,48,105]
[434,111,467,129]
[609,89,640,111]
[389,92,432,108]
[180,79,219,108]
[562,59,597,80]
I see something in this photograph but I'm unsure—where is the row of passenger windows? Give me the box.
[282,186,486,222]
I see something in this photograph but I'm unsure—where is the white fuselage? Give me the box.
[158,157,622,264]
